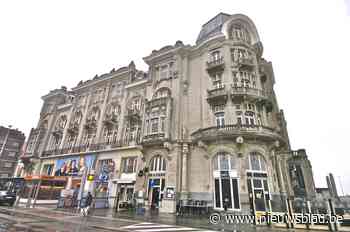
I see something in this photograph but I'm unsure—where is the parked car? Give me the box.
[0,177,24,206]
[0,190,16,206]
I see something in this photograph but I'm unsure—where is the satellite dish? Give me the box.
[236,136,244,144]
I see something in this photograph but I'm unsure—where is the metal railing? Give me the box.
[207,84,227,99]
[41,139,139,157]
[231,85,268,99]
[191,124,279,140]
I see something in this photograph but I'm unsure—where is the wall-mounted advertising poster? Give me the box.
[54,155,96,177]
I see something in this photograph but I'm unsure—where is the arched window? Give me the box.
[55,115,67,131]
[87,106,100,123]
[213,152,236,171]
[105,103,120,122]
[130,97,141,111]
[40,120,48,130]
[231,24,251,43]
[71,111,83,127]
[248,152,266,171]
[149,155,166,172]
[152,88,171,99]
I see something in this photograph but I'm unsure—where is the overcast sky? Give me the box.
[0,0,349,194]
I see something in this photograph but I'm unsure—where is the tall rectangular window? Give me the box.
[211,50,221,62]
[215,112,225,127]
[151,118,159,133]
[122,157,137,173]
[160,65,168,80]
[160,117,165,132]
[212,73,222,89]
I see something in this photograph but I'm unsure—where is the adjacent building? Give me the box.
[0,126,25,178]
[20,13,316,213]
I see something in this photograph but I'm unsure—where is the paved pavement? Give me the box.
[0,206,347,232]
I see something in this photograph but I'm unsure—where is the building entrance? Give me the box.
[214,176,240,210]
[148,178,165,208]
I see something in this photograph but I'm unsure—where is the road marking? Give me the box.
[122,223,216,232]
[134,228,197,232]
[125,224,174,228]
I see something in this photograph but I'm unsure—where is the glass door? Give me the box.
[214,177,240,210]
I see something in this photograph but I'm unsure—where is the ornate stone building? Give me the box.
[21,13,315,213]
[0,126,25,178]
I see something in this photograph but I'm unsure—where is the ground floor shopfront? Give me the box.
[27,141,291,214]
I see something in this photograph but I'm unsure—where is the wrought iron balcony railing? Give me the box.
[191,124,284,143]
[142,132,166,144]
[41,139,141,158]
[206,57,225,72]
[230,85,268,100]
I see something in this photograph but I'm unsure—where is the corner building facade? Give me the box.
[23,13,315,213]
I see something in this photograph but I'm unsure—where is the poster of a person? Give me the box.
[54,155,95,177]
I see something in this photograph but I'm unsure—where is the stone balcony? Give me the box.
[237,57,255,70]
[142,132,166,145]
[206,57,225,73]
[146,97,170,109]
[67,122,79,135]
[125,108,142,121]
[207,84,228,105]
[41,139,142,158]
[103,113,118,126]
[191,124,285,144]
[230,85,268,101]
[51,129,63,138]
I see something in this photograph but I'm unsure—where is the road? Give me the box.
[0,207,219,232]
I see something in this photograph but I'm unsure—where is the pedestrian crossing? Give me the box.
[122,222,216,232]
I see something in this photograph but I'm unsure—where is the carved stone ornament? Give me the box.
[182,143,189,154]
[198,140,208,151]
[183,80,189,95]
[236,136,244,144]
[163,141,173,151]
[274,140,280,148]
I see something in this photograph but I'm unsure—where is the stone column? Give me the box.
[95,85,111,144]
[76,93,92,145]
[59,104,75,150]
[181,143,189,196]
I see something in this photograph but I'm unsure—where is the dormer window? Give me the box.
[157,61,174,81]
[153,88,171,99]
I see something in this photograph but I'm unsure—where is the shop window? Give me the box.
[42,164,54,176]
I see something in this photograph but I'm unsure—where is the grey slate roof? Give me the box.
[196,12,231,45]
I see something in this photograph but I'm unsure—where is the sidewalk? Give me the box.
[1,206,349,232]
[56,207,342,232]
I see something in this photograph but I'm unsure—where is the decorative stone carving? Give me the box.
[163,141,173,151]
[183,80,189,95]
[182,143,189,154]
[198,140,208,151]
